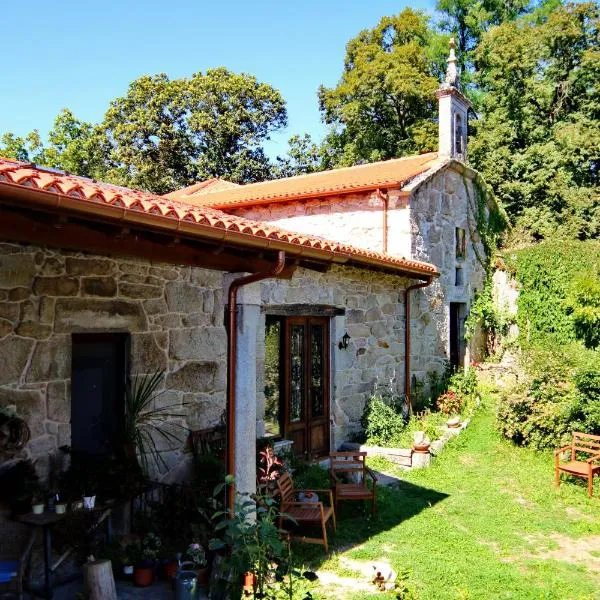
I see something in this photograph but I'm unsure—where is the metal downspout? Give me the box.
[226,251,286,514]
[376,188,389,253]
[404,277,433,414]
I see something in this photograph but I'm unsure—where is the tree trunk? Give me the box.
[83,558,117,600]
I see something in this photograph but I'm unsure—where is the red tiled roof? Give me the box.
[0,158,438,278]
[164,178,240,201]
[174,152,439,209]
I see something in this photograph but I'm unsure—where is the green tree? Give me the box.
[470,2,600,240]
[273,134,325,178]
[437,0,533,71]
[318,9,446,167]
[1,69,287,195]
[97,68,287,194]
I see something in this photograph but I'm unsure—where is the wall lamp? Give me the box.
[338,332,351,350]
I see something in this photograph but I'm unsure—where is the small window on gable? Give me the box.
[455,227,466,260]
[455,266,464,286]
[455,113,463,155]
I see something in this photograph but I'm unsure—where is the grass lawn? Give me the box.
[293,388,600,599]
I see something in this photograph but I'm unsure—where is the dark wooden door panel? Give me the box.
[71,333,128,455]
[282,316,330,459]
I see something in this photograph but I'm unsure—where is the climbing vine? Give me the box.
[461,172,509,350]
[462,172,507,270]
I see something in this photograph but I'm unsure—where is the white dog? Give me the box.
[372,563,397,591]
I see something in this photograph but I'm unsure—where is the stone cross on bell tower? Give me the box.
[436,38,471,160]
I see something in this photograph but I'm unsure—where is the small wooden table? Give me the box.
[19,505,115,599]
[19,512,64,599]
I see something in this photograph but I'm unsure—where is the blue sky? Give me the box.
[2,0,436,159]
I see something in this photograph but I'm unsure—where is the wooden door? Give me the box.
[71,333,129,455]
[283,317,330,459]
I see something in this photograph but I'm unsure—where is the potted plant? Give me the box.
[31,490,45,514]
[122,371,188,475]
[185,542,209,586]
[133,533,161,587]
[54,497,68,514]
[122,543,137,580]
[412,431,431,453]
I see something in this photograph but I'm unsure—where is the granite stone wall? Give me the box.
[0,242,227,479]
[406,166,487,375]
[258,265,418,448]
[230,189,410,257]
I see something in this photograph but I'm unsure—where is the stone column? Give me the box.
[231,281,261,499]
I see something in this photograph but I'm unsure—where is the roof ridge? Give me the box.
[237,151,437,188]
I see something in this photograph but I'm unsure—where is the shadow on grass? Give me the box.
[291,479,449,568]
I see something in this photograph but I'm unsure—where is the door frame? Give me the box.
[281,316,331,459]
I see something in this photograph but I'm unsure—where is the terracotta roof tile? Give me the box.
[164,178,241,201]
[173,152,439,209]
[0,158,438,278]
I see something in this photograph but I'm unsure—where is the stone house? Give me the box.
[0,43,491,496]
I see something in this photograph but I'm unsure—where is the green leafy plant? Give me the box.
[361,394,406,446]
[185,542,207,568]
[436,391,462,416]
[123,370,187,474]
[208,477,293,599]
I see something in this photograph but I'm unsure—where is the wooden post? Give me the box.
[83,558,117,600]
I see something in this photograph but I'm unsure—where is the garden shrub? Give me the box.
[504,240,600,347]
[497,344,600,449]
[361,394,406,446]
[495,241,600,448]
[436,391,462,416]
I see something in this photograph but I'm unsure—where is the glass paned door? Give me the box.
[283,317,330,458]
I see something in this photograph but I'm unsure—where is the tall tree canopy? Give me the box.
[1,68,287,195]
[470,2,600,240]
[318,9,447,167]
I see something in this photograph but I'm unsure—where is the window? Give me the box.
[455,227,466,259]
[455,113,463,155]
[455,266,464,286]
[71,333,129,455]
[264,317,283,438]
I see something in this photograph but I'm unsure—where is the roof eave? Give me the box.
[0,182,438,280]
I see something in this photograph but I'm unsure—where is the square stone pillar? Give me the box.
[230,281,262,499]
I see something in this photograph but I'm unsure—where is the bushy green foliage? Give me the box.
[1,69,287,194]
[318,9,446,167]
[361,394,407,446]
[504,240,600,346]
[470,2,600,241]
[568,272,600,349]
[497,344,600,449]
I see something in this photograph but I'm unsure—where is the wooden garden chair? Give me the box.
[275,472,336,552]
[329,451,378,516]
[554,432,600,497]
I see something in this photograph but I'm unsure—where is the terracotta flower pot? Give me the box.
[196,565,210,586]
[412,443,431,453]
[162,560,178,582]
[242,571,256,595]
[133,566,154,587]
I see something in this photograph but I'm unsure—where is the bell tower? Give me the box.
[436,39,471,160]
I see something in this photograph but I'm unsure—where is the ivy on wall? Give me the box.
[504,241,600,347]
[462,171,509,348]
[463,173,508,270]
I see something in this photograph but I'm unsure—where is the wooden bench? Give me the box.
[554,432,600,497]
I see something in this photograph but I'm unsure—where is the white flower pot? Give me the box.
[83,495,96,510]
